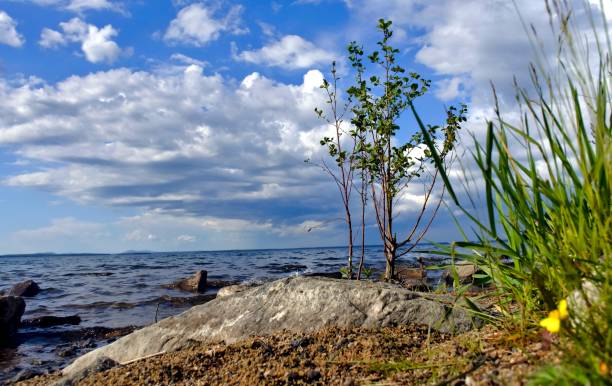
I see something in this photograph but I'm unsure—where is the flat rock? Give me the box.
[62,276,480,378]
[8,280,41,297]
[0,295,26,345]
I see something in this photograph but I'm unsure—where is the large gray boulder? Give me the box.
[0,296,26,345]
[62,276,479,378]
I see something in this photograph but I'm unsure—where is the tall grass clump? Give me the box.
[417,0,610,382]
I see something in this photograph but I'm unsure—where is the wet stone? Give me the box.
[0,296,26,345]
[8,280,41,297]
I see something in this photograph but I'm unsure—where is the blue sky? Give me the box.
[0,0,607,254]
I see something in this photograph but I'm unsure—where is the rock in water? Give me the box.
[62,276,480,378]
[170,270,208,293]
[8,280,41,297]
[0,296,26,345]
[21,314,81,328]
[442,262,479,285]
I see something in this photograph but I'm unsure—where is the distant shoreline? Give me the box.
[0,242,450,259]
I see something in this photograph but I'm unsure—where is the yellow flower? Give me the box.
[599,362,608,376]
[539,300,569,333]
[540,310,561,333]
[558,299,568,320]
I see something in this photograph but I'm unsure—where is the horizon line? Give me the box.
[0,242,451,258]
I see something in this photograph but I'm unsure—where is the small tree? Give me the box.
[314,62,357,278]
[347,19,466,281]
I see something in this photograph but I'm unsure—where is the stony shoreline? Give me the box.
[2,265,485,385]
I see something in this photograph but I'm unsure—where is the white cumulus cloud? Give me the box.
[39,28,66,48]
[0,10,24,47]
[16,0,125,13]
[164,3,247,46]
[235,35,335,70]
[0,65,337,229]
[66,0,121,12]
[434,76,466,102]
[39,17,122,63]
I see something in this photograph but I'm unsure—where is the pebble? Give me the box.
[306,369,321,382]
[286,370,300,381]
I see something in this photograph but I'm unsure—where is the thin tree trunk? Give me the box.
[357,175,366,280]
[384,166,394,281]
[347,210,354,278]
[384,241,396,281]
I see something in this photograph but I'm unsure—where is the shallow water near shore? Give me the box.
[0,245,445,383]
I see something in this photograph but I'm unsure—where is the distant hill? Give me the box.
[0,252,109,258]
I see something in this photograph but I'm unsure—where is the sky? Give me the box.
[0,0,608,254]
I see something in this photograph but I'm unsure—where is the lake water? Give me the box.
[0,245,445,382]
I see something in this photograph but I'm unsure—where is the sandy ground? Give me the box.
[19,323,555,386]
